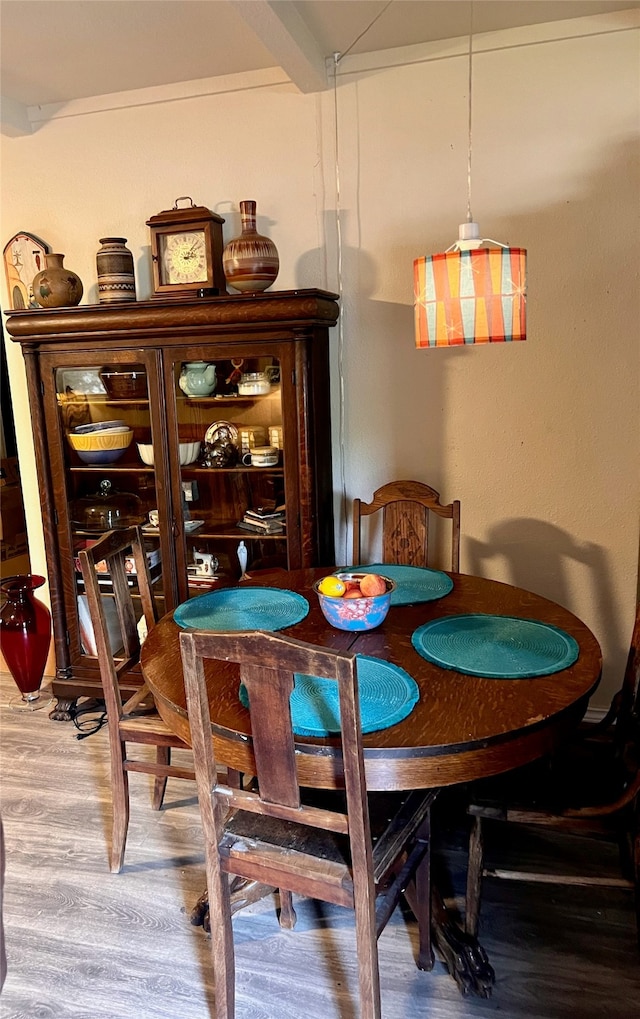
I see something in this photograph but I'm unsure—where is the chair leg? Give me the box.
[354,899,382,1019]
[465,815,484,937]
[414,826,434,971]
[152,746,170,810]
[633,801,640,951]
[206,865,236,1019]
[278,889,297,929]
[110,737,130,873]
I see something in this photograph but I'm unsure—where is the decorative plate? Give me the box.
[204,420,239,445]
[239,655,420,736]
[345,564,453,606]
[174,586,309,631]
[411,614,580,678]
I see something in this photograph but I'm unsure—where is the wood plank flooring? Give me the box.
[1,671,638,1019]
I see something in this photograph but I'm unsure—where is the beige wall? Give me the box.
[1,13,638,706]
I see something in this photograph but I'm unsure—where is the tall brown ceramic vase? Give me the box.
[96,237,136,303]
[32,253,83,308]
[222,200,279,293]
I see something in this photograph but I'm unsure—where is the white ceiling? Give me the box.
[1,0,638,108]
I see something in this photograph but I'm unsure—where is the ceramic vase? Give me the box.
[0,575,52,711]
[32,253,83,308]
[96,237,136,303]
[222,200,279,293]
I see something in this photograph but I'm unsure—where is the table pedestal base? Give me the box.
[430,887,494,997]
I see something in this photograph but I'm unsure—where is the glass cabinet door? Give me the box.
[51,358,166,661]
[166,348,290,598]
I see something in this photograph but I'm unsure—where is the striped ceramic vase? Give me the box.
[222,201,279,293]
[96,237,136,303]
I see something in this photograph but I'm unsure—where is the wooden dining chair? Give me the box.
[465,600,640,945]
[180,629,436,1019]
[352,480,461,572]
[79,525,195,873]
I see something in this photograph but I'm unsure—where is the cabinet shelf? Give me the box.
[191,527,286,541]
[178,392,279,405]
[69,465,284,475]
[182,465,284,475]
[69,464,155,473]
[57,394,150,408]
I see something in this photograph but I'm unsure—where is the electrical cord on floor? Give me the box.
[69,698,108,740]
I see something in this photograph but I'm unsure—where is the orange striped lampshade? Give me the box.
[414,245,527,348]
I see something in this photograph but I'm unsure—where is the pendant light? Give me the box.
[414,13,527,348]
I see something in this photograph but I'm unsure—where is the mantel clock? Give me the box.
[147,197,226,298]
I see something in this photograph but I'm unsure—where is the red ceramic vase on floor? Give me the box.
[0,575,52,712]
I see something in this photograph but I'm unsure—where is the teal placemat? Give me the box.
[345,564,453,606]
[411,614,579,678]
[239,655,419,736]
[174,587,309,631]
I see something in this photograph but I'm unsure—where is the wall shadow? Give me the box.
[467,518,625,686]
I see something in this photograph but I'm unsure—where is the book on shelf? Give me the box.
[244,504,286,521]
[238,518,285,535]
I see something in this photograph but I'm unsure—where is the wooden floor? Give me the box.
[1,670,638,1019]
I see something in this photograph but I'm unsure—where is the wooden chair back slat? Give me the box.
[79,525,154,720]
[79,525,194,873]
[353,479,461,572]
[182,631,370,846]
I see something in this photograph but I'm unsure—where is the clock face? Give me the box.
[159,230,208,285]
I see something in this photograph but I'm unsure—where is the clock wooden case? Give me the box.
[147,197,227,298]
[6,289,338,715]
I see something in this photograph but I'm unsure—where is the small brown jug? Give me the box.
[32,253,83,308]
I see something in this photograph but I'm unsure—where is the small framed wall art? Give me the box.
[3,232,50,309]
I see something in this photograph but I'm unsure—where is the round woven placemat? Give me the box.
[174,587,309,632]
[239,654,420,736]
[411,614,579,678]
[346,563,453,606]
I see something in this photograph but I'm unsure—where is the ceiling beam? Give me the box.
[1,95,32,137]
[229,0,329,93]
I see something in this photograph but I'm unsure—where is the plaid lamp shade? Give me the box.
[414,246,527,347]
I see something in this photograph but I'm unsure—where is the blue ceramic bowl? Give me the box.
[313,573,395,631]
[75,448,128,465]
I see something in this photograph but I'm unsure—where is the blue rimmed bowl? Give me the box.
[313,572,395,631]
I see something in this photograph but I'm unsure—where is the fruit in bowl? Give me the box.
[313,572,395,631]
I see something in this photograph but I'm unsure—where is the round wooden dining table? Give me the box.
[142,568,602,790]
[141,567,602,995]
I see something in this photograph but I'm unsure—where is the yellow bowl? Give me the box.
[68,429,133,451]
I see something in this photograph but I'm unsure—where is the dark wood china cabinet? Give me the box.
[6,289,338,714]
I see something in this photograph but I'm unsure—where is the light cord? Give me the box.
[335,0,394,64]
[466,3,474,224]
[332,52,348,565]
[332,1,394,565]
